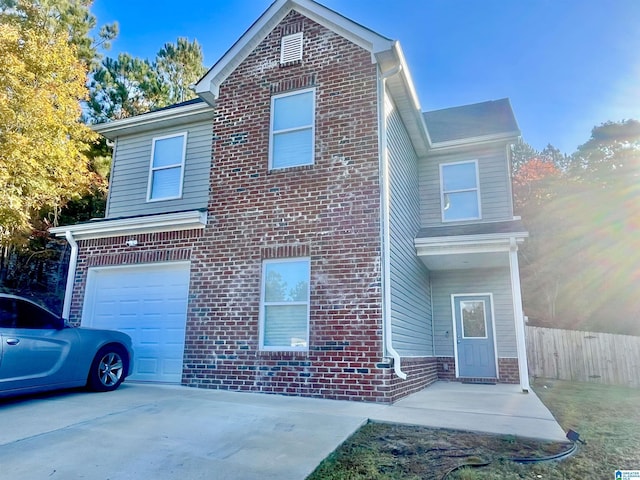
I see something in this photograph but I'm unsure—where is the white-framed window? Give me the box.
[440,160,481,222]
[147,132,187,201]
[460,300,488,339]
[259,258,310,351]
[280,32,303,64]
[269,88,315,170]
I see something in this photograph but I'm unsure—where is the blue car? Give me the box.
[0,294,133,397]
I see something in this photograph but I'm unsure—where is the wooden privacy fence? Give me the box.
[526,326,640,388]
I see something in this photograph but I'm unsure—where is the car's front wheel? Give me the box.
[88,345,128,392]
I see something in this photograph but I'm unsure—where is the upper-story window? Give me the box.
[269,88,315,170]
[147,132,187,201]
[440,160,481,222]
[259,257,310,351]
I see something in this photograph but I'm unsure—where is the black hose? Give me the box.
[441,441,579,479]
[511,441,579,463]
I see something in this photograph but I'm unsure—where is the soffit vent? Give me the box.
[280,32,303,64]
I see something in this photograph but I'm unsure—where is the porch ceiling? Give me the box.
[418,250,510,270]
[414,220,528,271]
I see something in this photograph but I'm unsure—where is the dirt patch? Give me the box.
[308,422,572,480]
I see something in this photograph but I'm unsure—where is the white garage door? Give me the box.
[82,262,190,383]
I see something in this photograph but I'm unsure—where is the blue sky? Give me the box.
[92,0,640,154]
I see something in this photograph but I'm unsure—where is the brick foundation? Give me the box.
[497,358,520,384]
[436,356,520,384]
[387,357,438,402]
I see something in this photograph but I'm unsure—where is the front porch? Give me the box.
[387,381,566,441]
[412,219,530,391]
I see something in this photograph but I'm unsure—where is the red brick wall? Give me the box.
[67,11,444,403]
[436,356,520,384]
[387,357,438,401]
[497,358,520,384]
[68,229,203,325]
[182,11,391,401]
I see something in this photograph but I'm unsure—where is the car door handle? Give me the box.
[6,338,20,345]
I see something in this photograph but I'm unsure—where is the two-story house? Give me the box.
[51,0,530,402]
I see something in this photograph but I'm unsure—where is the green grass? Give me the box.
[307,380,640,480]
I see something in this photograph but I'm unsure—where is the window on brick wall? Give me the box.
[147,132,187,201]
[440,160,481,222]
[260,258,310,350]
[269,88,315,170]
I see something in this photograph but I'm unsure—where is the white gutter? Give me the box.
[62,230,78,321]
[49,210,207,241]
[379,63,407,380]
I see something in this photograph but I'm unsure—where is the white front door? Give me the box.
[453,294,497,378]
[82,262,190,383]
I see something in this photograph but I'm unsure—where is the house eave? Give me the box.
[377,42,431,157]
[429,131,521,152]
[415,232,527,256]
[91,102,215,140]
[49,210,207,241]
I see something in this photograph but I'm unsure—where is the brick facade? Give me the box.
[181,11,387,400]
[68,230,203,325]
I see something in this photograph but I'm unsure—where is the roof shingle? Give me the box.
[423,98,520,144]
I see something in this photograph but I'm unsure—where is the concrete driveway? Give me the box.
[0,382,566,480]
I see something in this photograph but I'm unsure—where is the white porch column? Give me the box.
[509,238,530,392]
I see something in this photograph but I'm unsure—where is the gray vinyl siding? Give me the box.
[106,120,213,218]
[431,268,517,358]
[386,93,433,356]
[418,144,514,227]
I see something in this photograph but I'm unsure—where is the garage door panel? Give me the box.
[83,263,190,384]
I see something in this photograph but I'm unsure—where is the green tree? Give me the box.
[87,53,168,122]
[87,38,207,123]
[0,2,96,242]
[0,0,118,68]
[156,37,207,104]
[516,121,640,335]
[568,120,640,188]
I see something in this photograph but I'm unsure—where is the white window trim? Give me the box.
[146,132,188,202]
[280,32,304,64]
[440,159,481,222]
[259,257,311,352]
[268,88,315,171]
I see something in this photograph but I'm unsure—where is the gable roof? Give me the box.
[194,0,394,102]
[194,0,431,156]
[423,98,520,147]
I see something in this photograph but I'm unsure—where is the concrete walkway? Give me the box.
[0,381,566,480]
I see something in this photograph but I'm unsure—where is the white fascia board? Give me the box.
[415,232,528,256]
[378,42,431,156]
[293,0,394,56]
[49,210,207,241]
[195,0,394,102]
[92,102,215,140]
[429,131,521,152]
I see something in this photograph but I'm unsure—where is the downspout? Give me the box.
[62,230,78,321]
[379,62,407,380]
[509,237,531,392]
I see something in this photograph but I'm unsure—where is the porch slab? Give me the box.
[378,381,567,442]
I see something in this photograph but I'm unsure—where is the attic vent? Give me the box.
[280,32,303,64]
